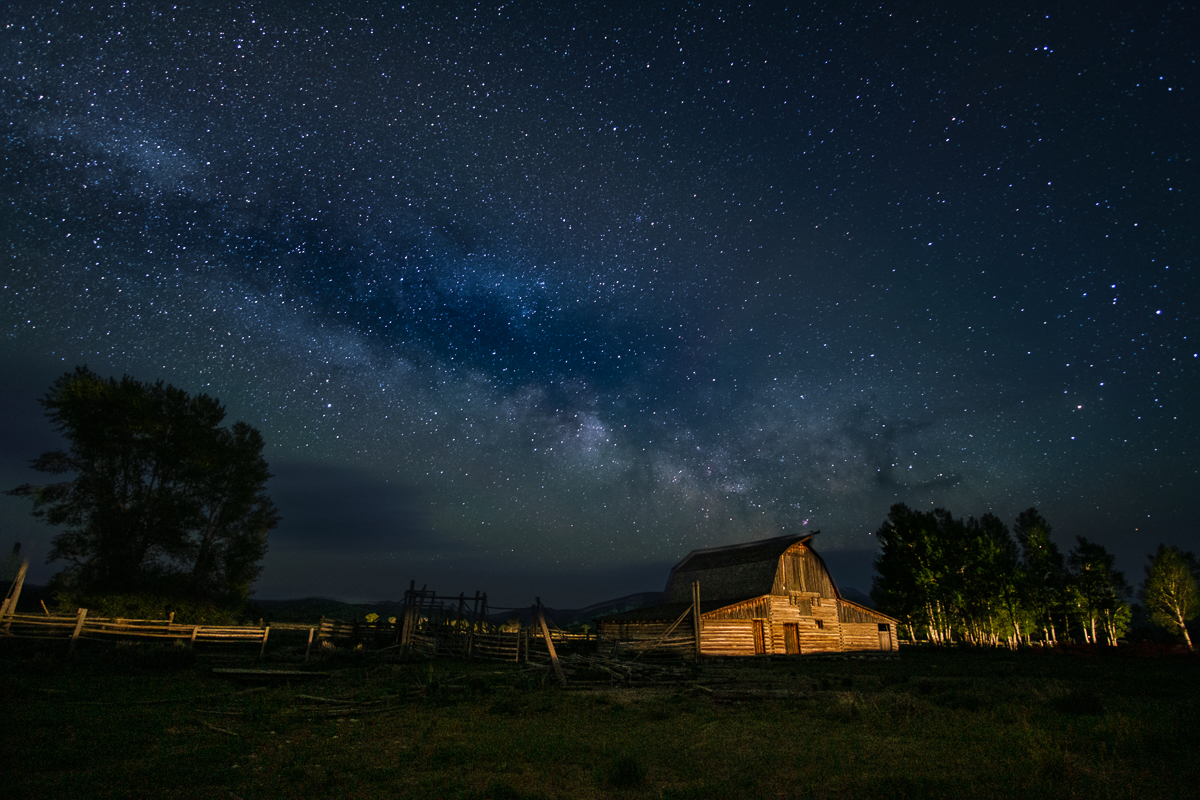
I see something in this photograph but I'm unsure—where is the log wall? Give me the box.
[602,601,898,656]
[698,619,757,656]
[841,622,883,651]
[768,596,796,655]
[802,597,843,653]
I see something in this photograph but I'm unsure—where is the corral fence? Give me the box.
[1,570,595,676]
[317,582,595,674]
[1,609,276,656]
[0,559,308,657]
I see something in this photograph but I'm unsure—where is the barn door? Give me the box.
[784,623,800,655]
[753,620,766,654]
[878,623,892,651]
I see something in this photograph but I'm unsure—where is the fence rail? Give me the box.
[1,611,274,653]
[1,579,600,669]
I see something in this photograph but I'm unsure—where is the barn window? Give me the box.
[878,623,889,631]
[815,619,824,630]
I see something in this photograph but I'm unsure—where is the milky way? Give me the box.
[2,2,1196,604]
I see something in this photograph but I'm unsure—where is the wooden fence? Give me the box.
[1,610,274,655]
[1,574,600,671]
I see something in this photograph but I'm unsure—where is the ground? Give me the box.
[1,638,1197,799]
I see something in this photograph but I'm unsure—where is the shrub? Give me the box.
[51,591,242,625]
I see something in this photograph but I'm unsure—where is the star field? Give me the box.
[2,1,1196,605]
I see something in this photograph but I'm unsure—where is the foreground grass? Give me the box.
[1,641,1197,799]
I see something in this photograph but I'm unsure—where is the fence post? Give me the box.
[259,626,270,659]
[1,560,29,630]
[400,583,415,651]
[305,627,315,661]
[692,581,702,660]
[535,599,567,687]
[69,608,88,655]
[468,590,481,659]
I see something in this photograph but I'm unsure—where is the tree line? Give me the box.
[870,503,1199,649]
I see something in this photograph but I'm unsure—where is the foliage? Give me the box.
[1066,537,1131,645]
[1013,508,1066,643]
[872,505,1027,646]
[870,504,942,638]
[1140,544,1199,649]
[873,504,1132,647]
[7,366,278,608]
[48,591,242,625]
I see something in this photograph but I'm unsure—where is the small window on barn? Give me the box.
[815,619,824,630]
[878,623,890,631]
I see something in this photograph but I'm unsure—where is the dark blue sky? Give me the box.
[2,1,1195,606]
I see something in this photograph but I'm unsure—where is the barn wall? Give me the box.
[604,599,898,656]
[796,597,843,653]
[850,622,897,652]
[763,595,844,654]
[836,600,899,652]
[699,619,757,656]
[769,596,801,654]
[842,622,887,651]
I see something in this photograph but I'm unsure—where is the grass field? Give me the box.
[2,640,1197,799]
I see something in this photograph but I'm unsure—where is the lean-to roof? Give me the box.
[597,599,754,624]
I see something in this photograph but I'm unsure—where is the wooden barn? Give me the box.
[599,533,898,656]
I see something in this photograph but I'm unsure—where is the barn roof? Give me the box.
[670,533,815,574]
[663,532,817,602]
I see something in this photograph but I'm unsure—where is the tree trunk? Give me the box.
[1177,611,1194,650]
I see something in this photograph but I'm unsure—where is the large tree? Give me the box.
[7,367,278,605]
[1140,545,1199,650]
[1013,508,1066,644]
[871,504,965,643]
[962,513,1025,646]
[1066,537,1131,645]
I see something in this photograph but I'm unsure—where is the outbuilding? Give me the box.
[599,533,898,655]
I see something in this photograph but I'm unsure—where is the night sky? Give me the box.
[2,2,1196,607]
